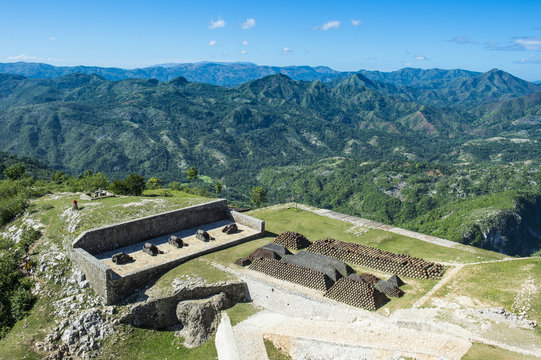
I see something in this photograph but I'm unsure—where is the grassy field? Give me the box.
[432,258,541,324]
[0,295,56,360]
[264,339,292,360]
[32,189,209,240]
[147,258,235,298]
[226,302,260,326]
[99,325,218,360]
[248,207,505,263]
[462,342,540,360]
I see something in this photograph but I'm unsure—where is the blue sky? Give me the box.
[1,0,540,80]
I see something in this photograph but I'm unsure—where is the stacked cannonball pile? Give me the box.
[350,273,380,285]
[306,238,445,279]
[234,257,251,267]
[249,258,334,291]
[375,280,404,298]
[273,231,312,250]
[324,277,389,310]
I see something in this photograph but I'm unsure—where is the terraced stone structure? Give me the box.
[324,277,389,310]
[281,252,353,282]
[307,238,445,279]
[273,231,312,250]
[249,258,334,291]
[234,243,292,267]
[375,278,404,298]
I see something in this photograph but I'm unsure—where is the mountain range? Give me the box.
[0,61,488,87]
[0,65,539,190]
[0,62,540,254]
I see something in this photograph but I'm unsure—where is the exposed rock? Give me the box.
[176,292,227,347]
[120,278,248,346]
[58,309,113,358]
[466,307,538,330]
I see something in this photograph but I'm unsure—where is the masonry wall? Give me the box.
[71,248,110,299]
[229,210,265,233]
[70,199,265,304]
[73,199,228,255]
[105,230,264,304]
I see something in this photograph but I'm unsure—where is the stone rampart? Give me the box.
[73,199,228,255]
[70,199,264,304]
[229,210,265,233]
[71,248,110,298]
[104,232,262,304]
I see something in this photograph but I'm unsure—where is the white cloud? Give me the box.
[283,47,293,54]
[209,40,217,46]
[209,18,226,29]
[319,20,340,31]
[450,35,475,44]
[350,19,362,27]
[223,51,228,55]
[242,18,256,29]
[404,62,413,66]
[513,37,541,50]
[7,54,40,61]
[415,54,428,60]
[241,50,247,55]
[486,36,541,51]
[242,40,248,46]
[3,54,62,64]
[515,54,541,64]
[49,36,56,41]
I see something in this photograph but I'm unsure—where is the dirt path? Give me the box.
[27,205,58,255]
[413,264,464,308]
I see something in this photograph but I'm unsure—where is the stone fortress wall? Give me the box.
[71,199,265,304]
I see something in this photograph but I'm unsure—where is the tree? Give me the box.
[214,181,223,196]
[250,186,267,208]
[168,181,182,191]
[187,166,198,182]
[52,170,69,184]
[146,177,163,190]
[124,174,146,196]
[110,174,145,196]
[3,163,25,181]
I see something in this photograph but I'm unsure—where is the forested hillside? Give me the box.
[257,159,541,256]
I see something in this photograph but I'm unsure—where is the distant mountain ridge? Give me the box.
[1,61,531,89]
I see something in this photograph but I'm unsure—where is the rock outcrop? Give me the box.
[176,292,227,347]
[121,278,248,347]
[461,194,541,256]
